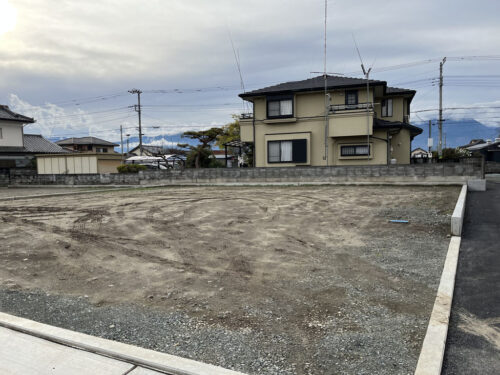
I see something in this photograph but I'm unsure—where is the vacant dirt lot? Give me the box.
[0,185,459,374]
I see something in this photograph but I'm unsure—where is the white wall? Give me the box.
[0,121,24,147]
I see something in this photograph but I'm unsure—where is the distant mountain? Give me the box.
[412,119,500,150]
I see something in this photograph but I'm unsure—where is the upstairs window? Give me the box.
[96,147,108,153]
[382,99,393,117]
[268,139,307,163]
[341,144,370,157]
[345,90,358,106]
[267,96,293,118]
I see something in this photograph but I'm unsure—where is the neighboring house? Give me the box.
[466,138,500,162]
[458,139,486,149]
[55,136,118,153]
[238,75,422,167]
[128,145,168,157]
[411,147,430,158]
[0,105,67,168]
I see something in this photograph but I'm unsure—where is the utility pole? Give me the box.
[120,125,124,158]
[128,89,143,156]
[126,134,130,154]
[438,57,446,158]
[323,0,328,165]
[428,120,432,153]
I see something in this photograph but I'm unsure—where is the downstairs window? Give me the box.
[268,139,307,163]
[340,144,370,157]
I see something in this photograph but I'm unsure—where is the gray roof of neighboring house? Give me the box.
[55,136,119,147]
[239,75,415,98]
[129,145,168,154]
[467,140,500,151]
[24,134,69,153]
[0,105,35,123]
[0,134,68,154]
[373,118,423,137]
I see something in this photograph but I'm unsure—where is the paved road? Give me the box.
[442,179,500,374]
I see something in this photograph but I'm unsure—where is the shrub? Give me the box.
[117,164,147,173]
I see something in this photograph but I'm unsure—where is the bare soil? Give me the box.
[0,185,460,374]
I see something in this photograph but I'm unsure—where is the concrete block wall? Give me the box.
[7,161,483,186]
[0,171,9,186]
[485,161,500,174]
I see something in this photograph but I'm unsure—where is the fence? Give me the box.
[3,159,483,187]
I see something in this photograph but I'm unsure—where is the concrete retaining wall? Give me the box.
[6,162,483,186]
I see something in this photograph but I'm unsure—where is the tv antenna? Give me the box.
[352,34,373,160]
[228,29,249,114]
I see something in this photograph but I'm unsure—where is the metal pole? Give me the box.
[323,0,329,165]
[428,120,432,153]
[438,57,446,158]
[128,89,143,156]
[366,70,371,160]
[120,125,124,158]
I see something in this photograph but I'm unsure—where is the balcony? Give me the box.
[330,102,373,113]
[239,112,253,119]
[329,111,373,137]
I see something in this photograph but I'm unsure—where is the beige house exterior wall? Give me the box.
[37,154,122,174]
[97,159,121,173]
[241,87,416,168]
[0,121,24,147]
[390,128,411,164]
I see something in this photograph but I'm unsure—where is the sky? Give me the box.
[1,0,499,146]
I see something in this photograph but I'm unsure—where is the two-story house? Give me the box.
[0,105,67,168]
[55,136,119,153]
[239,75,422,167]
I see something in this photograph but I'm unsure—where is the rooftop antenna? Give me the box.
[228,29,249,114]
[353,34,372,160]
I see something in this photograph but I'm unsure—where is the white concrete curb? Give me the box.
[414,236,461,375]
[0,312,246,375]
[451,185,467,236]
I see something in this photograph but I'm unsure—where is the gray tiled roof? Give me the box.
[0,105,35,123]
[373,118,423,136]
[129,145,167,154]
[386,86,416,95]
[24,134,68,153]
[240,75,415,98]
[55,136,119,147]
[0,134,68,154]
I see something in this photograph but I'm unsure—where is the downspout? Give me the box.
[387,131,390,165]
[252,101,256,168]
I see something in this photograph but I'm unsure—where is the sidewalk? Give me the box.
[442,179,500,374]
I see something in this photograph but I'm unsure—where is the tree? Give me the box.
[215,115,240,150]
[178,127,224,168]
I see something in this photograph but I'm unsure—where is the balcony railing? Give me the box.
[239,113,253,119]
[330,103,373,112]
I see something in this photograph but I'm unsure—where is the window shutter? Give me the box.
[292,139,307,163]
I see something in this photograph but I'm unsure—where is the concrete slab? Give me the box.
[467,179,486,191]
[0,312,246,375]
[129,367,165,375]
[0,326,133,375]
[451,185,467,236]
[414,236,462,375]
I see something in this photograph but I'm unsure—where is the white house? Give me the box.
[0,105,67,168]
